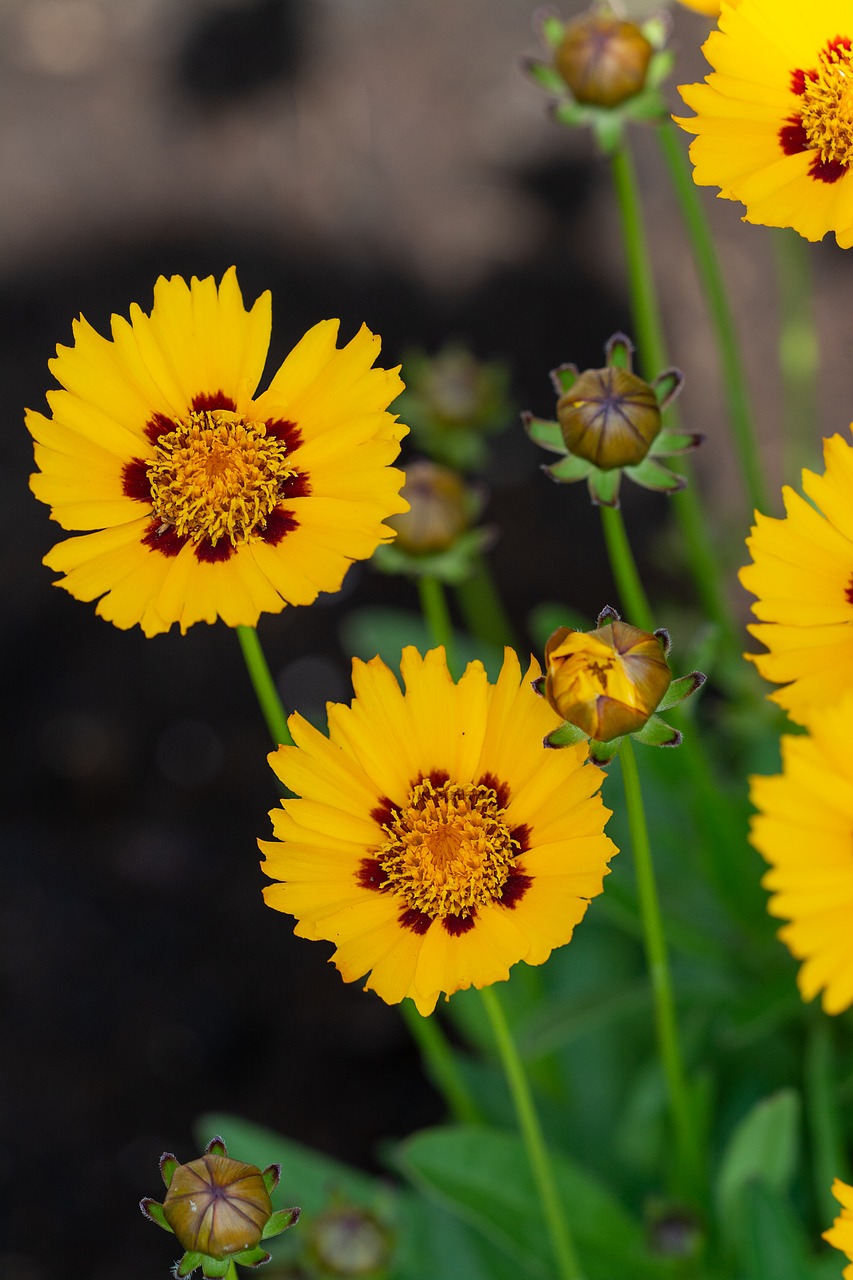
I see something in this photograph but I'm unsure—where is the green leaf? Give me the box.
[730,1181,813,1280]
[717,1090,801,1253]
[397,1126,678,1280]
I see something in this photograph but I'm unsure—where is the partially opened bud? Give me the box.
[557,365,661,469]
[543,615,671,741]
[555,15,653,108]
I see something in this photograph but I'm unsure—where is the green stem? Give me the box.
[479,985,584,1280]
[773,228,820,485]
[609,139,736,650]
[619,739,701,1201]
[418,575,457,672]
[400,999,482,1124]
[657,122,768,516]
[599,504,654,632]
[454,554,518,653]
[806,1014,849,1226]
[236,625,294,748]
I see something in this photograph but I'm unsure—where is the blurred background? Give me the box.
[3,1,853,1276]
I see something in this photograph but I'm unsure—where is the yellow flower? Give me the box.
[749,696,853,1014]
[27,269,407,636]
[543,618,672,741]
[675,0,853,246]
[260,647,617,1017]
[824,1179,853,1280]
[740,434,853,722]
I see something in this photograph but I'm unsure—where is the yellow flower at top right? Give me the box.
[675,0,853,247]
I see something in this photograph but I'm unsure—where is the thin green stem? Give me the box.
[609,139,736,651]
[479,984,584,1280]
[806,1014,849,1226]
[236,625,294,748]
[773,228,820,485]
[418,575,457,672]
[619,739,701,1201]
[454,554,518,653]
[599,504,654,632]
[657,122,767,516]
[400,999,482,1124]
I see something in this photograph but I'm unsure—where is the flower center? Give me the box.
[798,38,853,166]
[147,411,296,547]
[377,779,519,919]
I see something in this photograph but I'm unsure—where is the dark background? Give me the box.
[1,2,849,1277]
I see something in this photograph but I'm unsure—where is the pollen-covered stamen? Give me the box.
[376,778,522,921]
[146,410,298,548]
[787,38,853,176]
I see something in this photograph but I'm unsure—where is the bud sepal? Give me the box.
[141,1137,300,1278]
[524,5,675,153]
[524,334,700,508]
[535,607,706,765]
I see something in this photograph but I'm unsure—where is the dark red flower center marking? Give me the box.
[131,404,309,560]
[781,36,853,184]
[364,774,532,927]
[845,574,853,606]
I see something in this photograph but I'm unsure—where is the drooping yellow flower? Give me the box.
[27,269,407,636]
[740,433,853,722]
[824,1179,853,1280]
[750,696,853,1014]
[260,646,617,1017]
[675,0,853,246]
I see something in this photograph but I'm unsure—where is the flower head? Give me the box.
[27,269,407,636]
[524,334,699,507]
[141,1136,299,1278]
[750,695,853,1015]
[675,0,853,246]
[534,607,705,765]
[824,1179,853,1280]
[375,461,494,584]
[260,647,617,1017]
[740,433,853,723]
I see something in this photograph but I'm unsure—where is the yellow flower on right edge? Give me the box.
[825,1179,853,1279]
[675,0,853,246]
[740,433,853,723]
[749,695,853,1015]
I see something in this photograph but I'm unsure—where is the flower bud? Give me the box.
[557,366,661,470]
[386,461,470,554]
[310,1203,393,1276]
[555,15,653,108]
[162,1151,272,1259]
[543,615,671,742]
[142,1137,300,1278]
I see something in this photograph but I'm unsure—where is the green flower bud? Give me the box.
[310,1203,393,1276]
[557,365,661,470]
[555,15,653,108]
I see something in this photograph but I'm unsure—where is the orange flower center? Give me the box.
[147,410,296,547]
[377,779,519,919]
[798,39,853,167]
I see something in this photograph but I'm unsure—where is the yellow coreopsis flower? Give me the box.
[824,1179,853,1280]
[260,647,617,1017]
[27,269,408,636]
[740,433,853,722]
[675,0,853,246]
[750,695,853,1014]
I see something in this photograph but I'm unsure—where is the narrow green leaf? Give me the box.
[717,1090,801,1251]
[731,1182,813,1280]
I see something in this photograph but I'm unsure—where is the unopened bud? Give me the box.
[310,1203,393,1276]
[543,613,671,741]
[557,366,661,469]
[555,15,653,108]
[387,461,470,554]
[163,1152,272,1259]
